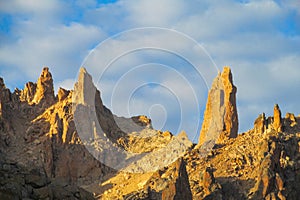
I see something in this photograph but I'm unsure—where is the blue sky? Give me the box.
[0,0,299,142]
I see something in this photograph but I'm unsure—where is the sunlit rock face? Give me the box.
[0,67,299,200]
[198,66,238,147]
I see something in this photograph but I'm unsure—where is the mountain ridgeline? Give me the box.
[0,67,299,199]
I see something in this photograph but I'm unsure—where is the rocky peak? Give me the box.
[73,67,126,143]
[198,66,238,147]
[20,82,37,103]
[32,67,55,106]
[57,87,70,102]
[73,67,97,106]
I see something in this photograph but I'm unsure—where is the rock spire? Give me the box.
[32,67,55,106]
[273,104,282,132]
[198,66,238,146]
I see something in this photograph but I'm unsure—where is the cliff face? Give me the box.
[198,66,239,147]
[0,67,299,200]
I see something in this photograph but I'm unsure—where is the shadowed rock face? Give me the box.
[198,66,238,147]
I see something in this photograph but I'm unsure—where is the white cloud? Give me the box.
[0,0,60,14]
[0,0,107,89]
[55,78,76,93]
[124,0,187,27]
[0,22,105,83]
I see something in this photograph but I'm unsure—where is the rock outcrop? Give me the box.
[254,104,285,134]
[254,113,267,133]
[20,82,37,103]
[198,66,238,146]
[201,167,223,199]
[284,113,297,131]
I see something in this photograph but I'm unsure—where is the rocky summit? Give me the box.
[0,67,299,200]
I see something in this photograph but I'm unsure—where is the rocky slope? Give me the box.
[0,67,299,200]
[186,104,300,199]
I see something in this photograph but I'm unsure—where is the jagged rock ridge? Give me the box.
[0,67,192,199]
[0,66,299,200]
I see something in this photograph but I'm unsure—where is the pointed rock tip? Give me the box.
[222,66,232,75]
[42,67,49,72]
[223,66,231,71]
[79,67,88,74]
[177,131,193,146]
[274,104,282,113]
[40,66,52,79]
[177,130,188,138]
[221,66,234,85]
[78,67,93,83]
[78,67,93,81]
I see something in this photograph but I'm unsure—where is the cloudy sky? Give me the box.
[0,0,299,142]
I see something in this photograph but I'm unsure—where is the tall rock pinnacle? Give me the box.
[73,67,98,106]
[273,104,282,132]
[73,67,124,142]
[198,66,238,146]
[32,67,55,106]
